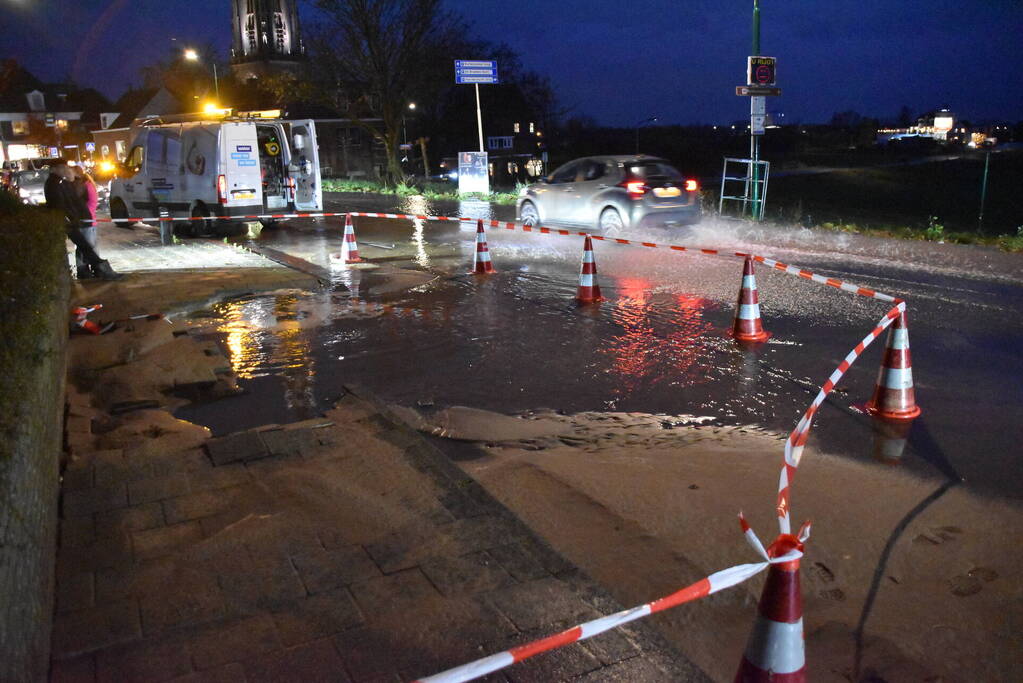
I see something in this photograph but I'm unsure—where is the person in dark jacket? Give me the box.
[43,161,121,280]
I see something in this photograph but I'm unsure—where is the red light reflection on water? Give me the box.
[602,277,718,397]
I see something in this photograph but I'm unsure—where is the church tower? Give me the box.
[230,0,306,81]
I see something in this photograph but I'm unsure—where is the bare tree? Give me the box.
[310,0,459,184]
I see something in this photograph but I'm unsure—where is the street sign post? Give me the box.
[750,96,766,136]
[735,85,781,97]
[456,60,499,155]
[458,151,489,195]
[747,56,776,86]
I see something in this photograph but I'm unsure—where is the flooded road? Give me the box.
[176,192,1023,503]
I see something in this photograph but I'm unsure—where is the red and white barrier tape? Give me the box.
[96,210,898,303]
[775,300,905,533]
[415,516,805,683]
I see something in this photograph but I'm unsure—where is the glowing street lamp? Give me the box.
[183,48,219,100]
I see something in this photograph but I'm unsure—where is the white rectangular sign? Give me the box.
[458,151,489,194]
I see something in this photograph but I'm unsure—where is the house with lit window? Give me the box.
[0,60,112,166]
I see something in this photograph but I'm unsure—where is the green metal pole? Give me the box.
[978,151,990,231]
[750,1,761,220]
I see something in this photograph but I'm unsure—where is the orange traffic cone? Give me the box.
[729,256,771,343]
[735,533,806,682]
[71,305,115,335]
[576,235,604,303]
[864,311,921,421]
[471,219,496,274]
[339,213,361,263]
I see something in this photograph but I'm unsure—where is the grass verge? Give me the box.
[321,177,522,205]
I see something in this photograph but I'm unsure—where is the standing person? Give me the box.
[72,166,100,278]
[43,161,122,281]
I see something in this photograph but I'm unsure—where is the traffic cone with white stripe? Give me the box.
[471,219,496,274]
[864,311,921,421]
[735,533,806,682]
[729,256,771,343]
[576,235,604,303]
[339,213,361,263]
[71,305,115,335]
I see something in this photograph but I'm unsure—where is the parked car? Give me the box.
[516,155,701,234]
[12,168,49,205]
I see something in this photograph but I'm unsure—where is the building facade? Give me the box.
[230,0,306,81]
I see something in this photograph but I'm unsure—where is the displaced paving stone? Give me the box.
[487,541,552,582]
[220,556,307,617]
[139,570,225,635]
[350,569,440,616]
[190,614,283,670]
[485,577,599,632]
[132,521,203,561]
[128,473,191,505]
[291,545,382,594]
[272,587,365,646]
[420,551,515,597]
[363,527,446,574]
[162,488,243,525]
[57,572,95,614]
[95,636,194,683]
[52,600,142,656]
[205,431,268,466]
[62,484,128,518]
[258,428,315,457]
[95,502,165,538]
[186,464,251,493]
[57,535,133,576]
[243,638,350,683]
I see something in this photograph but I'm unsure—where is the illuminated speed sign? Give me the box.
[747,56,776,87]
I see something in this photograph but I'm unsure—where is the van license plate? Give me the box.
[653,187,681,198]
[232,191,255,199]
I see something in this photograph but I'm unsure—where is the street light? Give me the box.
[634,116,658,154]
[402,102,416,160]
[183,48,219,100]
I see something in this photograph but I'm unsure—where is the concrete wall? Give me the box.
[0,216,69,682]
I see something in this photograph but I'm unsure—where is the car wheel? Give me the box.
[110,198,132,229]
[519,201,539,226]
[259,218,279,229]
[599,207,623,236]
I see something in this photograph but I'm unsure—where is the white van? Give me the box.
[109,114,322,238]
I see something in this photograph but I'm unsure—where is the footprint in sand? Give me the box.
[911,525,962,546]
[810,562,846,602]
[949,567,999,597]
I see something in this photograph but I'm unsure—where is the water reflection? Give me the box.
[458,199,494,222]
[602,277,717,397]
[214,293,318,415]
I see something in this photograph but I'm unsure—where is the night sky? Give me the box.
[2,0,1021,126]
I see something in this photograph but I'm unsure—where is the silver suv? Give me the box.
[517,155,700,234]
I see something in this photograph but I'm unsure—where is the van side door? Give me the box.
[287,120,322,212]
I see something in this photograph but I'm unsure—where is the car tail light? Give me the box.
[685,179,699,192]
[619,180,647,198]
[217,174,227,204]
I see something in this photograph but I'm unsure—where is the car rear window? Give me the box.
[626,162,683,181]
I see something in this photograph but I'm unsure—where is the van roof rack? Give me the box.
[133,109,287,127]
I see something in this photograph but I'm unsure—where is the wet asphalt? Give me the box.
[174,192,1023,504]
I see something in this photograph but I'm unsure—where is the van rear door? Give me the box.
[219,123,262,209]
[287,120,322,212]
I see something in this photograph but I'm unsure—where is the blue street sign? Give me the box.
[85,142,96,152]
[455,60,498,84]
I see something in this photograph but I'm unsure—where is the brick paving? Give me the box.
[52,386,705,682]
